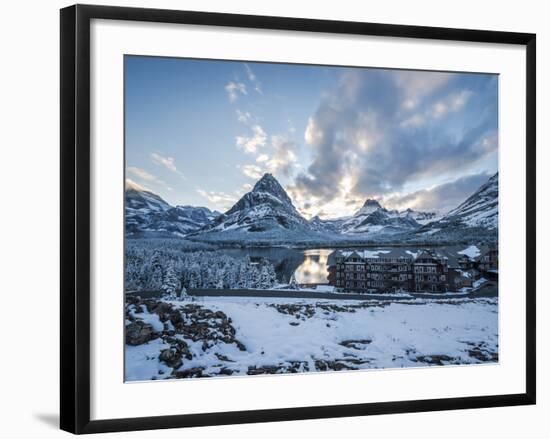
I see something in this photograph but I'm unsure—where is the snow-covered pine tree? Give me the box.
[259,265,274,289]
[288,273,299,290]
[161,262,180,298]
[238,260,251,289]
[178,286,189,301]
[265,264,277,288]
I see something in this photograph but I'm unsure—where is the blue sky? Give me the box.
[125,56,498,218]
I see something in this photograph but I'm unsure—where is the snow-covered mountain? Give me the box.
[414,173,498,241]
[191,173,328,243]
[125,181,220,237]
[125,172,498,244]
[399,208,438,225]
[126,180,171,212]
[339,199,434,235]
[308,215,348,234]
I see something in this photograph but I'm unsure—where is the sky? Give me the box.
[125,55,498,219]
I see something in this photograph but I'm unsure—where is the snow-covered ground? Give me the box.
[125,295,498,381]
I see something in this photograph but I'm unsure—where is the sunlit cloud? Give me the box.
[266,135,297,177]
[236,124,267,154]
[127,167,173,191]
[240,164,264,179]
[125,178,150,192]
[151,152,185,178]
[293,68,497,213]
[256,154,270,163]
[127,166,157,181]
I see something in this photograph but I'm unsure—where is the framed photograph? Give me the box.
[60,4,536,434]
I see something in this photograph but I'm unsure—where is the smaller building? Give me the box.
[412,251,449,293]
[476,247,499,280]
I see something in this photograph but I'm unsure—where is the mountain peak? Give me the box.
[196,172,311,236]
[251,173,292,205]
[253,173,280,191]
[363,198,382,209]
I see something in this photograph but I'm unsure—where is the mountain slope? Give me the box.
[340,199,434,235]
[413,173,498,242]
[126,181,171,213]
[125,181,219,237]
[308,215,348,234]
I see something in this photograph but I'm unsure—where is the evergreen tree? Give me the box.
[288,273,299,290]
[161,262,180,297]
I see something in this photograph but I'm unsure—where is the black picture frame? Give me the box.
[60,4,536,434]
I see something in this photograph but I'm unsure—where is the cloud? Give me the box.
[151,152,185,178]
[394,70,452,110]
[225,81,247,102]
[292,68,498,212]
[239,135,298,183]
[127,167,157,181]
[240,164,264,179]
[381,172,492,214]
[266,135,297,177]
[236,109,252,123]
[127,167,173,191]
[125,178,150,192]
[244,63,262,94]
[287,119,296,133]
[400,89,473,128]
[196,189,236,210]
[236,124,267,154]
[430,89,473,119]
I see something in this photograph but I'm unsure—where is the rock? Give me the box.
[468,347,498,362]
[125,320,157,345]
[314,360,357,371]
[415,354,457,365]
[235,340,247,351]
[174,367,204,379]
[339,339,372,349]
[247,365,281,375]
[149,301,173,321]
[159,348,183,369]
[215,353,234,362]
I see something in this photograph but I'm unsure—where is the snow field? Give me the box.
[126,296,498,381]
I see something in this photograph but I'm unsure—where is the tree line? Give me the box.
[125,242,278,294]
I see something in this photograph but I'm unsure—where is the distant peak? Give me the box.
[363,198,382,209]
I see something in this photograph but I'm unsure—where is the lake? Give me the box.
[220,247,332,284]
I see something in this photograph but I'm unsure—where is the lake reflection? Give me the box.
[218,247,332,284]
[294,249,332,284]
